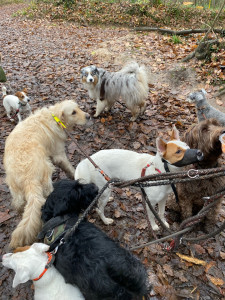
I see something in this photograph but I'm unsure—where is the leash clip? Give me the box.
[187,169,199,179]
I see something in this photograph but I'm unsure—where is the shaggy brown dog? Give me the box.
[4,100,90,249]
[169,119,225,228]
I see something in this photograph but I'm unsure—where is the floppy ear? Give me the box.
[15,92,23,100]
[23,88,28,94]
[170,125,180,141]
[156,137,167,156]
[12,267,30,288]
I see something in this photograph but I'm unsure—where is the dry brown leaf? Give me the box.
[207,274,225,286]
[176,253,207,266]
[114,209,121,218]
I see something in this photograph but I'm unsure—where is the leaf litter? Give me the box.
[0,3,224,300]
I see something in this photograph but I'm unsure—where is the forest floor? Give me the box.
[0,3,225,300]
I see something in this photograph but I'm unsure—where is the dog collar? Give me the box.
[19,101,27,107]
[52,113,67,129]
[141,162,161,177]
[33,252,55,281]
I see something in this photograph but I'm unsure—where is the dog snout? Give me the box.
[197,150,204,161]
[85,113,90,120]
[27,98,30,102]
[89,78,93,82]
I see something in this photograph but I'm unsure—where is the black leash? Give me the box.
[163,160,180,203]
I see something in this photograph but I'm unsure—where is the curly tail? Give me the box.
[2,85,7,97]
[10,182,46,249]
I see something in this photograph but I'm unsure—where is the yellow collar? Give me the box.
[52,113,67,129]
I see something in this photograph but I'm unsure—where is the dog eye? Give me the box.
[72,111,76,115]
[92,70,96,75]
[176,149,182,154]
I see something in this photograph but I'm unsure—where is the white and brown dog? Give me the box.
[2,86,31,122]
[81,62,149,121]
[4,100,90,249]
[2,243,85,300]
[75,126,203,230]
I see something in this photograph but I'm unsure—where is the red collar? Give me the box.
[141,163,161,177]
[33,252,53,281]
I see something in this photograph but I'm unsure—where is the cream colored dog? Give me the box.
[4,100,90,249]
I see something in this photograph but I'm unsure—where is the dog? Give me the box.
[75,126,204,230]
[3,100,90,249]
[2,243,85,300]
[81,62,149,121]
[39,179,150,300]
[168,119,225,228]
[187,89,225,125]
[2,86,31,122]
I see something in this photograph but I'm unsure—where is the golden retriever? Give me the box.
[4,100,90,249]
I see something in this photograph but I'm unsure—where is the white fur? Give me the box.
[2,243,84,300]
[75,129,190,230]
[2,86,31,122]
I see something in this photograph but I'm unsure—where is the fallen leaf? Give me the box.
[176,253,207,266]
[207,274,225,286]
[0,211,12,224]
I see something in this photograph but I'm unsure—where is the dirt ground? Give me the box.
[0,3,225,300]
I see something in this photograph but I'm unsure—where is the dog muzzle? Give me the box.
[172,149,204,167]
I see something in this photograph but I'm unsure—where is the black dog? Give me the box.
[39,179,150,300]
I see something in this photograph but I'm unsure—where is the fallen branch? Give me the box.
[133,27,225,35]
[182,0,225,62]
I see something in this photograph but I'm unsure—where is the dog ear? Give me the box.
[31,243,50,253]
[15,92,23,100]
[170,125,180,141]
[201,88,207,95]
[156,137,167,156]
[23,88,28,94]
[12,267,30,288]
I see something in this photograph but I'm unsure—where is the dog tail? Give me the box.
[2,85,7,97]
[9,182,45,249]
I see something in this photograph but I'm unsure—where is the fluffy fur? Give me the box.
[170,119,225,227]
[75,126,203,229]
[4,100,90,249]
[2,86,31,122]
[81,62,149,121]
[2,243,85,300]
[40,179,149,300]
[187,89,225,125]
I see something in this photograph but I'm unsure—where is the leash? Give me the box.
[162,160,180,203]
[33,252,55,281]
[52,114,111,181]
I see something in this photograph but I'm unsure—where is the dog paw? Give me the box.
[130,116,137,122]
[109,196,114,202]
[163,220,170,228]
[151,224,159,231]
[103,218,114,225]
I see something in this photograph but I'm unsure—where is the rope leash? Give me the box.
[52,114,111,181]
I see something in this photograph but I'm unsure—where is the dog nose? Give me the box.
[197,150,204,161]
[89,78,93,82]
[27,98,30,102]
[85,114,90,120]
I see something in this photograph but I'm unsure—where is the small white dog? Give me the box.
[81,62,149,121]
[75,126,203,230]
[4,100,90,249]
[2,243,85,300]
[2,86,31,122]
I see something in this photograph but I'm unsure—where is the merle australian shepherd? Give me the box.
[39,179,150,300]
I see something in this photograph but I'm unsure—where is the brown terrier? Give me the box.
[169,118,225,229]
